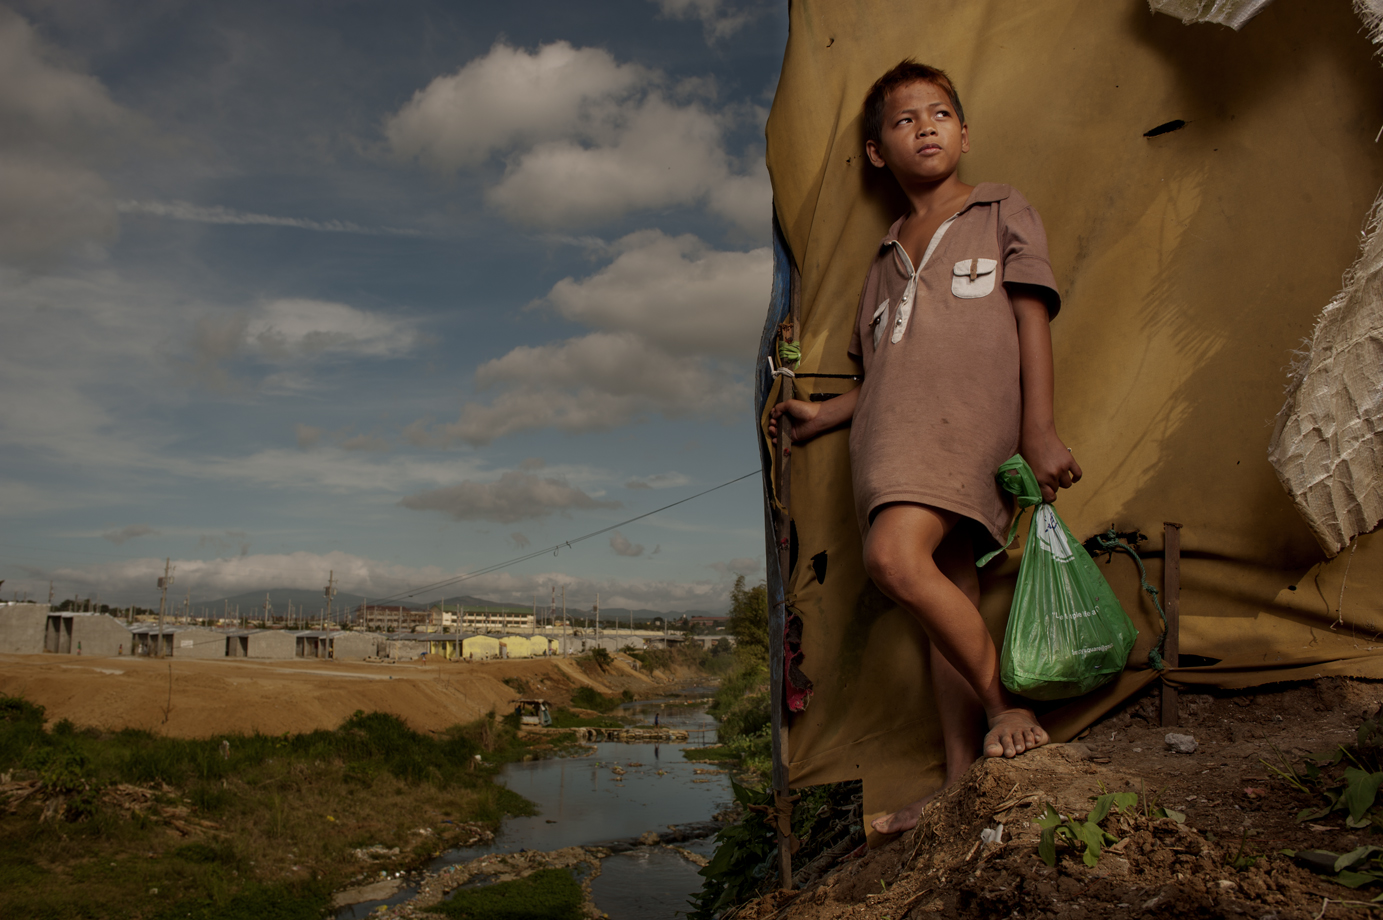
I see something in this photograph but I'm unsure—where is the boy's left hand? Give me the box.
[1021,427,1082,503]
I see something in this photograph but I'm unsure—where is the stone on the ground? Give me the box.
[1164,732,1198,753]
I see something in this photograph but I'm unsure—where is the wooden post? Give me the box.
[771,302,798,889]
[1161,523,1182,728]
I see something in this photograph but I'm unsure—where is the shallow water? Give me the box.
[589,843,710,919]
[336,701,730,920]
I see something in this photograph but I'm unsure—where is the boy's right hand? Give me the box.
[767,399,822,448]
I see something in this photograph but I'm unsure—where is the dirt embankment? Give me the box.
[0,650,688,737]
[746,678,1383,920]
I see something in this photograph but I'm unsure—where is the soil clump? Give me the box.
[740,677,1383,919]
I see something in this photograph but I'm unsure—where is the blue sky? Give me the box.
[0,0,784,612]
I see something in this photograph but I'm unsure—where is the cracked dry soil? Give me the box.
[741,677,1383,920]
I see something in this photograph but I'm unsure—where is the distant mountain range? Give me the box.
[193,588,719,624]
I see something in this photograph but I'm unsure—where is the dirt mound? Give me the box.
[750,678,1383,919]
[0,651,669,737]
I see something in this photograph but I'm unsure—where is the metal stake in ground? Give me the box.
[1161,523,1182,728]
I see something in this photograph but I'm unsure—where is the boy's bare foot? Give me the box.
[870,792,936,836]
[984,708,1048,758]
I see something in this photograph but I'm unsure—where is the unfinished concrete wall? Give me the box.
[0,604,49,654]
[169,628,226,659]
[247,630,296,659]
[384,638,426,660]
[69,614,133,657]
[332,632,376,660]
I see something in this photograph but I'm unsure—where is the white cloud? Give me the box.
[102,523,158,544]
[398,471,621,523]
[487,96,730,227]
[0,9,137,265]
[187,298,418,390]
[21,550,744,613]
[709,556,762,576]
[626,472,691,490]
[386,41,770,233]
[385,41,648,171]
[247,299,416,360]
[411,331,746,444]
[609,530,644,557]
[651,0,764,39]
[116,200,421,237]
[543,230,769,359]
[407,230,767,443]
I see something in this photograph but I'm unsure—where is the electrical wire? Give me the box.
[368,469,762,604]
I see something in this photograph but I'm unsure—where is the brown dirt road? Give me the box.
[0,651,663,737]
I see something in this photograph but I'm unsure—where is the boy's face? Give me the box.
[865,80,968,185]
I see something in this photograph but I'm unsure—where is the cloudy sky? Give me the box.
[0,0,783,612]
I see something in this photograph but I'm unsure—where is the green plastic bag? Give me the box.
[995,456,1137,701]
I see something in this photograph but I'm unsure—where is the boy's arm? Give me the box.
[767,387,859,452]
[1011,286,1082,502]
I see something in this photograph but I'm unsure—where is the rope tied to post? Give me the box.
[1089,529,1168,670]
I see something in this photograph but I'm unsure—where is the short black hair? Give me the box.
[863,60,965,149]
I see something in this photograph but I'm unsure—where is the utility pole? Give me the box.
[562,586,567,655]
[156,558,173,659]
[324,570,336,633]
[594,592,600,642]
[48,581,54,607]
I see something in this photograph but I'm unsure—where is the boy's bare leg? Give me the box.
[871,529,985,835]
[865,503,1048,758]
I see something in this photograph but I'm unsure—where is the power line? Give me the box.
[370,469,761,604]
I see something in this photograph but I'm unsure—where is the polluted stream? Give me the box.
[335,700,730,919]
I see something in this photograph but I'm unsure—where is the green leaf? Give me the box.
[1035,804,1065,830]
[1038,827,1057,867]
[1156,807,1187,824]
[1298,805,1332,822]
[1341,768,1383,823]
[1074,820,1109,866]
[1088,792,1139,825]
[1334,846,1383,873]
[1332,869,1383,889]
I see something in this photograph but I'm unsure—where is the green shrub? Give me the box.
[432,868,583,920]
[570,687,619,713]
[548,708,621,729]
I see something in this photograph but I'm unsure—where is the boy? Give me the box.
[769,61,1082,834]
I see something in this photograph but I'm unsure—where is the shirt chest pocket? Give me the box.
[951,258,998,299]
[870,299,889,349]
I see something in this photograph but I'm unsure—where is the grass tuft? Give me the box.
[432,867,584,920]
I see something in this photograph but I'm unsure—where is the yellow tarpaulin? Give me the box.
[763,0,1383,839]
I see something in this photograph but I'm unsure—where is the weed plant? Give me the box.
[1270,716,1383,890]
[547,707,623,729]
[569,686,620,713]
[0,696,535,920]
[432,867,584,919]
